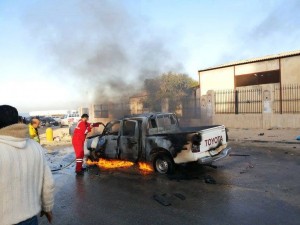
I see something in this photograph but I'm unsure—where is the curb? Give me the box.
[229,139,300,145]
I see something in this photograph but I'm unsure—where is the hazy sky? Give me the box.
[0,0,299,113]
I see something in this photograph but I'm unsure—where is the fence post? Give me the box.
[235,90,239,114]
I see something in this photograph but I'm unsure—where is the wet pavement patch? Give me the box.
[153,192,186,206]
[167,173,200,181]
[229,154,250,157]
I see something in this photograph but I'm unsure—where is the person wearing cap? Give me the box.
[0,105,54,225]
[72,114,99,175]
[29,118,40,143]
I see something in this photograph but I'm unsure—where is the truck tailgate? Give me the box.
[199,125,227,152]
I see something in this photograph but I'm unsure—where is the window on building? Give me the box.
[94,104,109,118]
[235,70,280,87]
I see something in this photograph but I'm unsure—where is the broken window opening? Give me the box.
[235,70,280,87]
[149,118,157,128]
[108,122,120,135]
[123,121,136,136]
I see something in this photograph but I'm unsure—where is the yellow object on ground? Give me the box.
[46,128,53,142]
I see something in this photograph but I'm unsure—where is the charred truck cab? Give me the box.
[86,113,231,174]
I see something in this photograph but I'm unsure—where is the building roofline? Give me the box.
[198,49,300,73]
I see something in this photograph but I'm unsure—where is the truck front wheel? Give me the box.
[153,155,174,174]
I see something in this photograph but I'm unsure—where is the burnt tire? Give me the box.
[153,155,174,175]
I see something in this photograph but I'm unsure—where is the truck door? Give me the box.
[104,121,120,159]
[119,120,140,161]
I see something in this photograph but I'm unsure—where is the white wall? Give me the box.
[281,55,300,84]
[199,67,234,95]
[235,59,279,75]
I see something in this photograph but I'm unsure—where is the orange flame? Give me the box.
[87,158,134,169]
[87,159,153,174]
[138,162,153,173]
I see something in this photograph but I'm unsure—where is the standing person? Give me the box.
[72,114,98,175]
[0,105,54,225]
[29,118,40,143]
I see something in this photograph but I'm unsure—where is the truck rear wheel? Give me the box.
[153,155,174,174]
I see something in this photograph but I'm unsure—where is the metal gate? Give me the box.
[215,87,262,114]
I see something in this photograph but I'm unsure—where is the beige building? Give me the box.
[198,50,300,128]
[199,50,300,95]
[129,92,149,115]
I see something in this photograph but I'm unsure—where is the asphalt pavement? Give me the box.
[39,143,300,225]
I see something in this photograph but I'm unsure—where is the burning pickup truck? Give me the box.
[86,113,230,174]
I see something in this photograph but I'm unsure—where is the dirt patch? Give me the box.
[39,127,72,150]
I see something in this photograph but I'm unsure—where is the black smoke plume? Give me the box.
[25,0,185,105]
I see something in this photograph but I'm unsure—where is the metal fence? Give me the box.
[215,87,262,114]
[93,97,201,119]
[274,84,300,114]
[181,97,201,119]
[215,90,235,114]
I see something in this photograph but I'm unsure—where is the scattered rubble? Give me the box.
[240,163,254,174]
[54,136,61,142]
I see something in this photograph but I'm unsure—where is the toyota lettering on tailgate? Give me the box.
[205,136,223,146]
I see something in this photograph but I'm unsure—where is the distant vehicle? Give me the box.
[24,117,32,124]
[52,116,62,124]
[40,117,60,127]
[61,113,80,127]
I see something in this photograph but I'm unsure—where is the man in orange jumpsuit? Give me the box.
[72,114,97,175]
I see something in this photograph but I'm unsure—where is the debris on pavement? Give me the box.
[240,163,254,174]
[153,194,171,206]
[229,128,299,145]
[54,136,61,142]
[44,147,76,172]
[204,175,216,184]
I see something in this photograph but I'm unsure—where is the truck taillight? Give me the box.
[192,144,200,153]
[192,134,201,145]
[191,134,201,153]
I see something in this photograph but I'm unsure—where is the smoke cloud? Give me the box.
[25,0,185,105]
